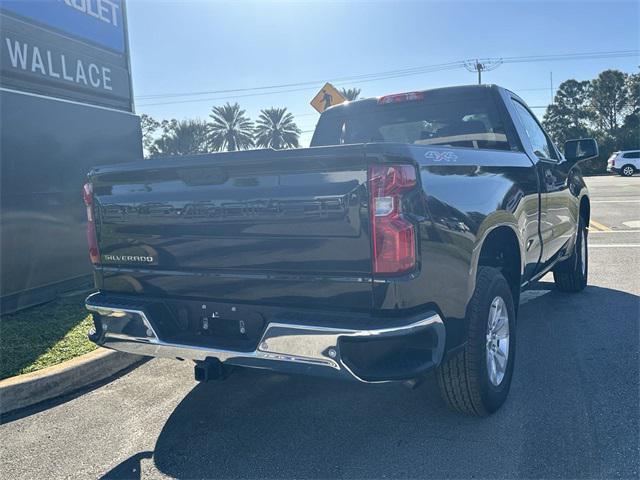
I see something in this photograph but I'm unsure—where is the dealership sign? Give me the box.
[0,0,132,111]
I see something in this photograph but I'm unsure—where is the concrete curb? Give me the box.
[0,348,145,415]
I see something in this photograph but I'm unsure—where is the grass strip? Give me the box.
[0,295,96,380]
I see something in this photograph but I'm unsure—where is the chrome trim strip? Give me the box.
[97,266,373,284]
[85,293,444,383]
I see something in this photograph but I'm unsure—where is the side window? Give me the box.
[512,100,558,160]
[622,152,640,159]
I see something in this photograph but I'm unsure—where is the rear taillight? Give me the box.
[368,164,417,275]
[83,182,100,264]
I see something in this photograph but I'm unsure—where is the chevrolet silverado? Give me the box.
[84,85,598,416]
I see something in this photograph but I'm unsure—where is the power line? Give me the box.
[136,60,465,100]
[136,63,464,107]
[136,49,638,103]
[138,85,320,107]
[501,50,638,63]
[135,49,639,108]
[136,67,462,107]
[514,87,550,92]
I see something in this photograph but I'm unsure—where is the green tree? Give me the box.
[618,113,640,150]
[140,114,160,158]
[149,119,210,157]
[339,87,361,101]
[589,69,629,136]
[254,107,301,149]
[208,102,254,151]
[541,69,639,174]
[619,73,640,150]
[626,73,640,114]
[543,80,591,145]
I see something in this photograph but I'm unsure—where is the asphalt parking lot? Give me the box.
[1,175,638,480]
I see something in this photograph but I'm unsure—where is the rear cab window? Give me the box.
[311,87,516,151]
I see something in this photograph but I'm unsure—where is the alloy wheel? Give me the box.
[486,296,510,386]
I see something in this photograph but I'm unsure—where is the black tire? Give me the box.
[436,267,516,417]
[620,164,636,177]
[553,216,588,292]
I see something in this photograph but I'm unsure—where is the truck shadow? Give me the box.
[102,282,639,480]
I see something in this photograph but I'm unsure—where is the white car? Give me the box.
[607,150,639,176]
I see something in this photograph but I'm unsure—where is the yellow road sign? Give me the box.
[310,82,346,113]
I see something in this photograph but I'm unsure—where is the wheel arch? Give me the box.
[472,223,524,309]
[580,195,590,225]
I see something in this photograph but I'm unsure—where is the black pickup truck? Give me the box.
[84,85,597,416]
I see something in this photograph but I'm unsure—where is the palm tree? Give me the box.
[149,119,210,157]
[254,107,301,149]
[208,102,254,151]
[339,87,361,101]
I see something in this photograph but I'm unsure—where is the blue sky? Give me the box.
[127,0,639,146]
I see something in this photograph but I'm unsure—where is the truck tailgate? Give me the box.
[89,145,373,310]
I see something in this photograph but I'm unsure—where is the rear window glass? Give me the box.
[622,152,640,159]
[311,90,511,151]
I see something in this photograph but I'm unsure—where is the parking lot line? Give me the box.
[590,230,640,234]
[589,244,640,248]
[589,219,611,231]
[591,200,640,203]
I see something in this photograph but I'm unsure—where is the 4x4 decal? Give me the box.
[424,150,458,162]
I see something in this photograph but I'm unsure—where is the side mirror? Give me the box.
[564,138,599,163]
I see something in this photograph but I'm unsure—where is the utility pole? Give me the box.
[463,58,503,84]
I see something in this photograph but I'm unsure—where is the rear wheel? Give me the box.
[436,267,516,416]
[553,216,588,292]
[621,164,636,177]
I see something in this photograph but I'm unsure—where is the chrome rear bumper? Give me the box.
[86,293,445,383]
